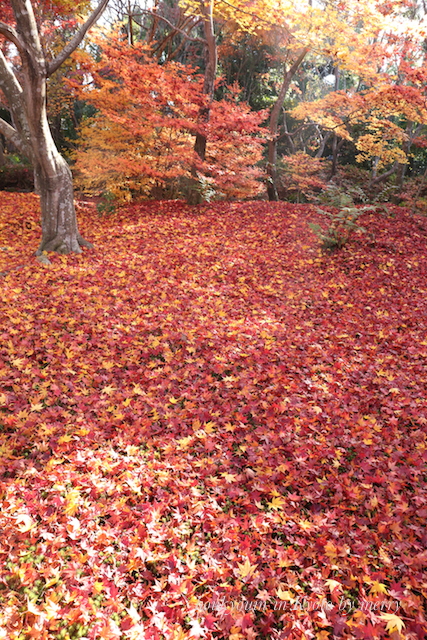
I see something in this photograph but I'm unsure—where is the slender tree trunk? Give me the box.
[267,49,307,201]
[194,0,216,162]
[396,123,422,189]
[330,133,339,178]
[187,0,217,204]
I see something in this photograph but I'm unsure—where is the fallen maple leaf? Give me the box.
[237,558,258,579]
[379,613,405,634]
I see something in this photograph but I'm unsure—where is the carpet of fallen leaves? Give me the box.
[0,192,427,640]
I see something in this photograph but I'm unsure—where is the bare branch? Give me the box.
[0,48,23,102]
[0,116,27,154]
[0,21,25,52]
[139,9,206,44]
[47,0,110,76]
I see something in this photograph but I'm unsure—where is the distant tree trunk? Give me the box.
[187,0,217,204]
[328,67,341,179]
[329,134,345,179]
[267,49,307,201]
[396,123,422,189]
[0,0,109,259]
[315,129,332,159]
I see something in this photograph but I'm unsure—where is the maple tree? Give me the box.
[1,191,427,639]
[70,35,266,202]
[288,1,427,189]
[0,0,109,258]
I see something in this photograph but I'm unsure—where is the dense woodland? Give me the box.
[1,2,427,640]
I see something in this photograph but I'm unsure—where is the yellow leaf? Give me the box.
[15,514,36,533]
[64,489,80,516]
[58,434,73,444]
[0,393,7,405]
[101,385,117,395]
[30,403,44,412]
[276,587,294,601]
[93,581,104,594]
[325,579,342,592]
[369,580,388,596]
[178,436,193,449]
[132,384,144,395]
[268,496,286,510]
[379,613,405,633]
[324,541,337,559]
[44,595,61,620]
[44,575,60,589]
[237,558,257,579]
[221,472,237,483]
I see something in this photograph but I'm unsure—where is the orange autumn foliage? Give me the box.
[71,36,267,201]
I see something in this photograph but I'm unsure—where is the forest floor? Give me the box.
[0,192,427,640]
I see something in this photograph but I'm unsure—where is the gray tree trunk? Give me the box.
[267,49,307,201]
[0,0,109,258]
[187,0,217,205]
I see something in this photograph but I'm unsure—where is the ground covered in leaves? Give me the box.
[0,193,426,640]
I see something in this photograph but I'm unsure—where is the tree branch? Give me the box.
[139,9,206,44]
[0,49,23,102]
[0,21,25,52]
[0,116,27,154]
[370,162,398,185]
[47,0,111,76]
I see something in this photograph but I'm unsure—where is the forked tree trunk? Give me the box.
[0,0,109,258]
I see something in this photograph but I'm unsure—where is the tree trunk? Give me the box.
[35,152,92,255]
[186,0,217,205]
[0,0,109,258]
[267,49,307,201]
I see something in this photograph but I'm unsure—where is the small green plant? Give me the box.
[96,190,117,215]
[309,201,372,251]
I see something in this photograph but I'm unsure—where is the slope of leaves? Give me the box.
[0,193,427,640]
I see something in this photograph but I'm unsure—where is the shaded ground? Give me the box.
[0,193,426,639]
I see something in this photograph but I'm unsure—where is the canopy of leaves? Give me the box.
[70,38,267,201]
[1,193,427,639]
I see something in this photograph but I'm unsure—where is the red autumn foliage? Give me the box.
[0,193,427,639]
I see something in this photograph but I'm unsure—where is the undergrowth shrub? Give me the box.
[0,165,34,191]
[277,152,328,202]
[309,190,376,250]
[96,191,117,215]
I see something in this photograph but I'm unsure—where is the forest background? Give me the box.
[3,0,427,213]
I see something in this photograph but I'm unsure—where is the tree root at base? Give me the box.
[36,233,94,258]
